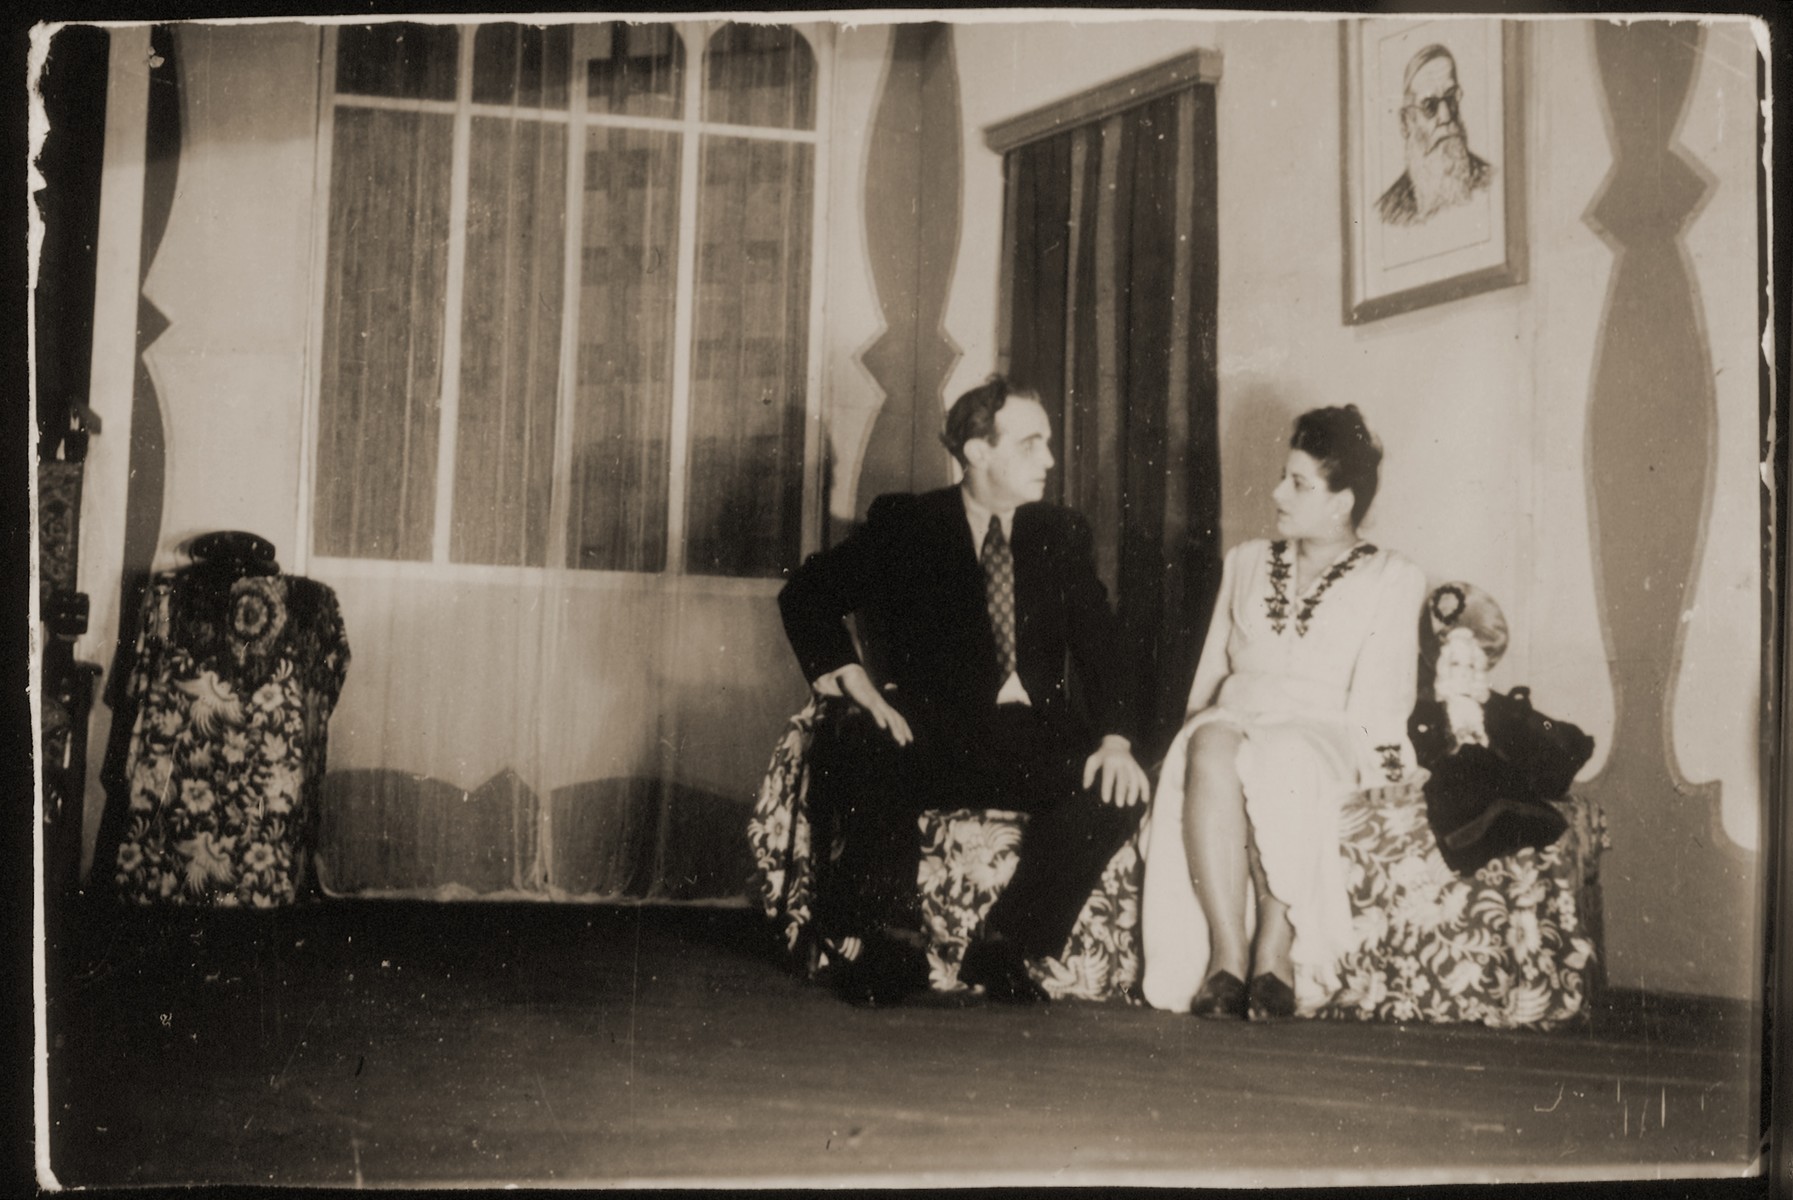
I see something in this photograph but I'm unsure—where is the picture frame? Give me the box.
[1341,18,1527,324]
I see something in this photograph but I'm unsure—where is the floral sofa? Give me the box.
[748,699,1606,1027]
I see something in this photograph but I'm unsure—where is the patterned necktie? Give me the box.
[981,515,1017,677]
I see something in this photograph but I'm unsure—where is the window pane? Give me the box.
[585,22,683,119]
[315,108,453,561]
[471,23,571,109]
[335,23,459,101]
[568,126,681,572]
[702,24,814,131]
[453,117,568,567]
[684,136,813,578]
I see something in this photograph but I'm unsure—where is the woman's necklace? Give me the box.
[1295,536,1356,590]
[1266,538,1376,636]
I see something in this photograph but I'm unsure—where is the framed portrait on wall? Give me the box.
[1341,18,1527,324]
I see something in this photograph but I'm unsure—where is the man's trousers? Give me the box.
[806,701,1140,961]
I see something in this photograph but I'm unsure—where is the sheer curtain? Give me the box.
[1001,85,1221,764]
[305,21,820,901]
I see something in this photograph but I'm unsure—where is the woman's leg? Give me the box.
[1182,722,1250,980]
[1246,839,1295,985]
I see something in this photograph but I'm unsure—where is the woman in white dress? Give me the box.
[1139,406,1427,1020]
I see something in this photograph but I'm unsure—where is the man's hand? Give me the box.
[813,663,914,747]
[1082,735,1149,807]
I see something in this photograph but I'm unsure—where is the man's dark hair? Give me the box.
[1291,404,1384,528]
[941,375,1041,466]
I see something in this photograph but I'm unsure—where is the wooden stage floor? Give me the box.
[39,899,1763,1190]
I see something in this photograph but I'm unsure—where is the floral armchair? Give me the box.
[748,699,1606,1026]
[1314,780,1605,1027]
[747,698,1140,1001]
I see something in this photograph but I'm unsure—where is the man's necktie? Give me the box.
[981,515,1017,677]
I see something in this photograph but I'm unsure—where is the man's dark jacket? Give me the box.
[778,486,1133,748]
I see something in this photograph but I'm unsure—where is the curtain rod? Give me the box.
[983,47,1221,155]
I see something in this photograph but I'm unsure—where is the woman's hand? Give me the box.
[1083,735,1150,807]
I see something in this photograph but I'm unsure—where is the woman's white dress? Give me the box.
[1139,538,1428,1013]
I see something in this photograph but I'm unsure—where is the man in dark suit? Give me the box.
[779,376,1149,1006]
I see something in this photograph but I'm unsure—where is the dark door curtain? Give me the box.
[1001,85,1222,765]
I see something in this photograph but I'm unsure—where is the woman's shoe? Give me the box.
[1190,970,1248,1019]
[1246,973,1296,1022]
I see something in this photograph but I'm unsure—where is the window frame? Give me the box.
[298,18,833,586]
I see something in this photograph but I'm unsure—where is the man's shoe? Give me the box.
[959,935,1049,1005]
[830,933,929,1008]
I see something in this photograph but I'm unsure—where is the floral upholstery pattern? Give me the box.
[747,703,822,959]
[915,811,1023,989]
[747,700,1140,1001]
[748,704,1604,1023]
[918,809,1141,1001]
[1314,780,1607,1028]
[114,570,349,907]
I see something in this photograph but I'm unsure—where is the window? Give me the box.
[312,21,825,578]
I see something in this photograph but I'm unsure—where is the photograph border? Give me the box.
[22,9,1783,1193]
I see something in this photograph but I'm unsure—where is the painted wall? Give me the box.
[1669,18,1766,881]
[823,23,963,528]
[77,16,1765,998]
[77,23,325,874]
[942,15,1763,998]
[74,26,152,871]
[820,24,895,527]
[136,25,319,564]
